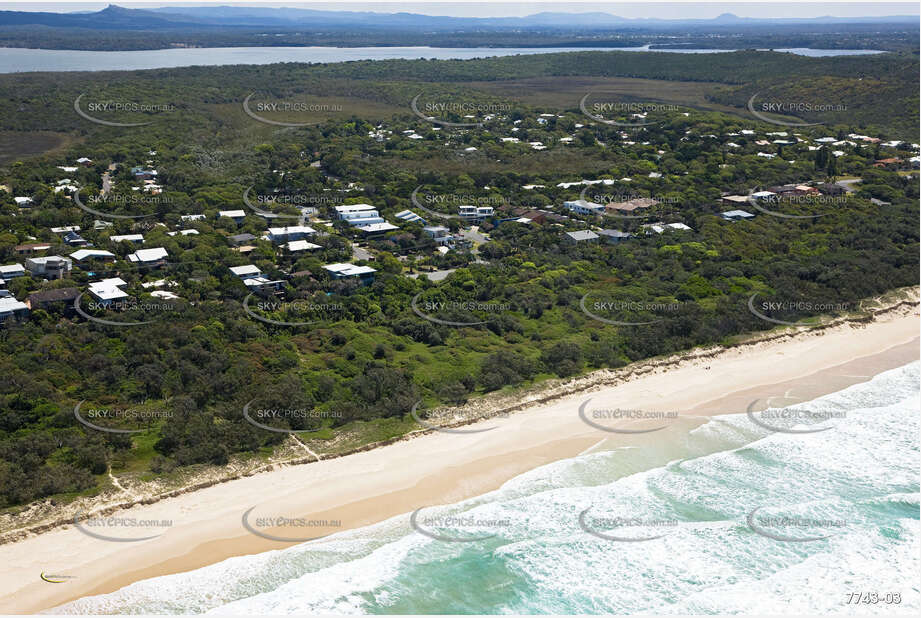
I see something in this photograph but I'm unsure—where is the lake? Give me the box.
[0,45,885,74]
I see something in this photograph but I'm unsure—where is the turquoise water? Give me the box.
[53,362,920,614]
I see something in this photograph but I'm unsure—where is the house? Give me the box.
[266,225,316,244]
[563,200,605,216]
[180,214,206,222]
[335,204,378,221]
[127,247,168,267]
[63,231,88,247]
[394,209,425,224]
[25,256,73,280]
[226,233,256,247]
[88,278,129,306]
[596,229,632,244]
[323,263,377,283]
[76,157,93,166]
[26,287,80,314]
[646,222,692,234]
[423,225,451,245]
[872,157,902,169]
[750,191,777,201]
[218,210,247,224]
[287,240,322,253]
[606,197,657,214]
[243,276,285,296]
[564,230,600,243]
[70,249,116,263]
[721,195,750,207]
[354,222,399,235]
[0,263,26,281]
[721,210,756,221]
[167,229,199,237]
[229,265,263,280]
[458,205,494,222]
[130,166,157,181]
[13,197,33,208]
[110,234,144,244]
[816,183,845,196]
[0,296,28,324]
[14,243,51,256]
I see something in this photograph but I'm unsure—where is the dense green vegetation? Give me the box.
[0,51,917,510]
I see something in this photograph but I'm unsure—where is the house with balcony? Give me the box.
[458,205,494,223]
[25,256,73,280]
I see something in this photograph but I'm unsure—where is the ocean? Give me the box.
[52,362,920,614]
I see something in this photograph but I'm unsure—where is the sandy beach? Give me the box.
[1,304,918,614]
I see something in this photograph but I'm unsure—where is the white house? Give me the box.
[0,296,28,324]
[563,200,604,216]
[335,204,378,221]
[127,247,168,267]
[110,234,144,244]
[564,230,600,243]
[323,263,377,283]
[229,265,262,280]
[219,210,247,224]
[88,278,130,306]
[70,249,116,263]
[458,205,493,222]
[266,225,316,244]
[423,225,451,245]
[394,209,425,224]
[287,240,322,252]
[0,263,26,281]
[721,210,756,221]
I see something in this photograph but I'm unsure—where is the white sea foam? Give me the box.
[51,362,920,615]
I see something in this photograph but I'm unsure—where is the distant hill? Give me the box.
[0,4,916,31]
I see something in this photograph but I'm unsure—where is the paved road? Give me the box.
[835,178,862,193]
[407,268,457,282]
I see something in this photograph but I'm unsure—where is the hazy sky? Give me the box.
[1,1,918,18]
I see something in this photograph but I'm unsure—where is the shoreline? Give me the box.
[0,297,918,613]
